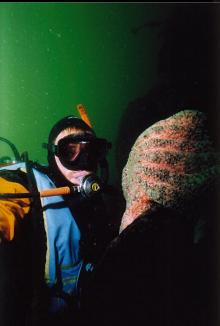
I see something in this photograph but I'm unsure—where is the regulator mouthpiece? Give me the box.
[79,174,102,198]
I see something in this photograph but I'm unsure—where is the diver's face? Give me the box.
[54,128,93,185]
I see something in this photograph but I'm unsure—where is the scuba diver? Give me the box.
[0,115,114,326]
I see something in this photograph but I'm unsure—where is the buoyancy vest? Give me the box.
[0,162,83,296]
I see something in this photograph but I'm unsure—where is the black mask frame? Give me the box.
[43,134,111,172]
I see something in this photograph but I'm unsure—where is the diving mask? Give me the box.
[43,134,111,171]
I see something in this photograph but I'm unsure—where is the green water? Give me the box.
[0,2,173,184]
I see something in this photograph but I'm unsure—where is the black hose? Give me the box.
[0,137,21,161]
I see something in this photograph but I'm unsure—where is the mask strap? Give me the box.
[42,143,57,155]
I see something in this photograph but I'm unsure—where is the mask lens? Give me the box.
[57,139,89,162]
[60,142,80,161]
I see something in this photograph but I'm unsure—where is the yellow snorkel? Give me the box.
[76,104,93,128]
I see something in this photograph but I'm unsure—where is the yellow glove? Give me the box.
[0,177,31,241]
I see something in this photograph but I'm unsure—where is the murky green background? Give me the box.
[0,3,173,184]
